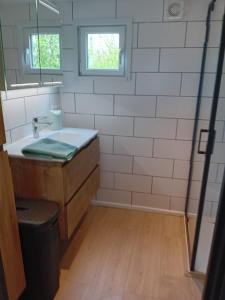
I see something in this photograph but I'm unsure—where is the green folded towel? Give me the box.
[22,138,77,161]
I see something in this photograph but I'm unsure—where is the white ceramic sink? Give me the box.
[48,128,98,149]
[48,131,83,146]
[5,127,98,159]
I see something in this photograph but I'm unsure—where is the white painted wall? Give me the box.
[60,0,225,216]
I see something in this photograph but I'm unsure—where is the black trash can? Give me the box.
[16,199,60,300]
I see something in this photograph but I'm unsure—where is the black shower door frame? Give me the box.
[185,1,225,271]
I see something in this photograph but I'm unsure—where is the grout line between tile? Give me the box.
[115,0,118,18]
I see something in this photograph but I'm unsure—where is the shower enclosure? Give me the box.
[185,0,225,274]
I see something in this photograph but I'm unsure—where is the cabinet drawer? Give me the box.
[66,166,100,239]
[63,137,99,203]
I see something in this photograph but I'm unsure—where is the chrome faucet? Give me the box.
[32,116,52,138]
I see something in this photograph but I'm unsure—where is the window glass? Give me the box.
[30,33,60,70]
[87,33,120,70]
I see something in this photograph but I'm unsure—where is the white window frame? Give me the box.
[17,22,62,75]
[75,19,132,79]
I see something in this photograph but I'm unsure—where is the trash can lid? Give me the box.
[16,198,59,228]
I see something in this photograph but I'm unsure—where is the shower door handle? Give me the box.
[198,129,209,154]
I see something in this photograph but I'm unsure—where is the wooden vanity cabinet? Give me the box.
[9,137,100,240]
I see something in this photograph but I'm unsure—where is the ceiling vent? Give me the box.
[164,0,184,21]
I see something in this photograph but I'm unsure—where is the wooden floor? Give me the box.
[55,206,203,300]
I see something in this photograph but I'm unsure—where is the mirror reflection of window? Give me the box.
[30,33,61,71]
[37,0,63,86]
[0,0,41,89]
[0,0,63,89]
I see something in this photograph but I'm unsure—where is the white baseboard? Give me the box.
[91,200,185,217]
[187,214,215,224]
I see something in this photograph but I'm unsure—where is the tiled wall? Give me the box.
[1,87,60,144]
[1,0,225,216]
[59,0,225,215]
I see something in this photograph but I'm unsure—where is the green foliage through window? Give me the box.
[87,33,120,70]
[30,33,60,70]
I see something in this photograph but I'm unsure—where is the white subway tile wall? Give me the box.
[59,0,225,215]
[136,73,181,96]
[115,173,152,193]
[114,136,153,157]
[64,113,95,129]
[138,22,186,48]
[186,21,222,48]
[115,95,156,117]
[132,49,159,72]
[1,87,60,144]
[1,0,224,216]
[100,171,114,189]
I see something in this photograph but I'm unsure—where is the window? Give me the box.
[87,32,120,70]
[22,26,61,74]
[77,20,132,77]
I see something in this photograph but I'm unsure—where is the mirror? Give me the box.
[0,0,63,90]
[36,0,63,87]
[0,0,40,90]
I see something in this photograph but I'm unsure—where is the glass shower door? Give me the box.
[185,0,225,272]
[185,75,216,266]
[185,4,219,267]
[194,21,225,273]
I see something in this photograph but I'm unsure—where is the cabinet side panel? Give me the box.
[0,151,25,300]
[0,97,6,145]
[0,24,6,91]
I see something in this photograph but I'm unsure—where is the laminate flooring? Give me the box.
[55,206,203,300]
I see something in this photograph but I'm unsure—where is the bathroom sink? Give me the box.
[5,128,98,159]
[48,128,95,149]
[49,132,81,144]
